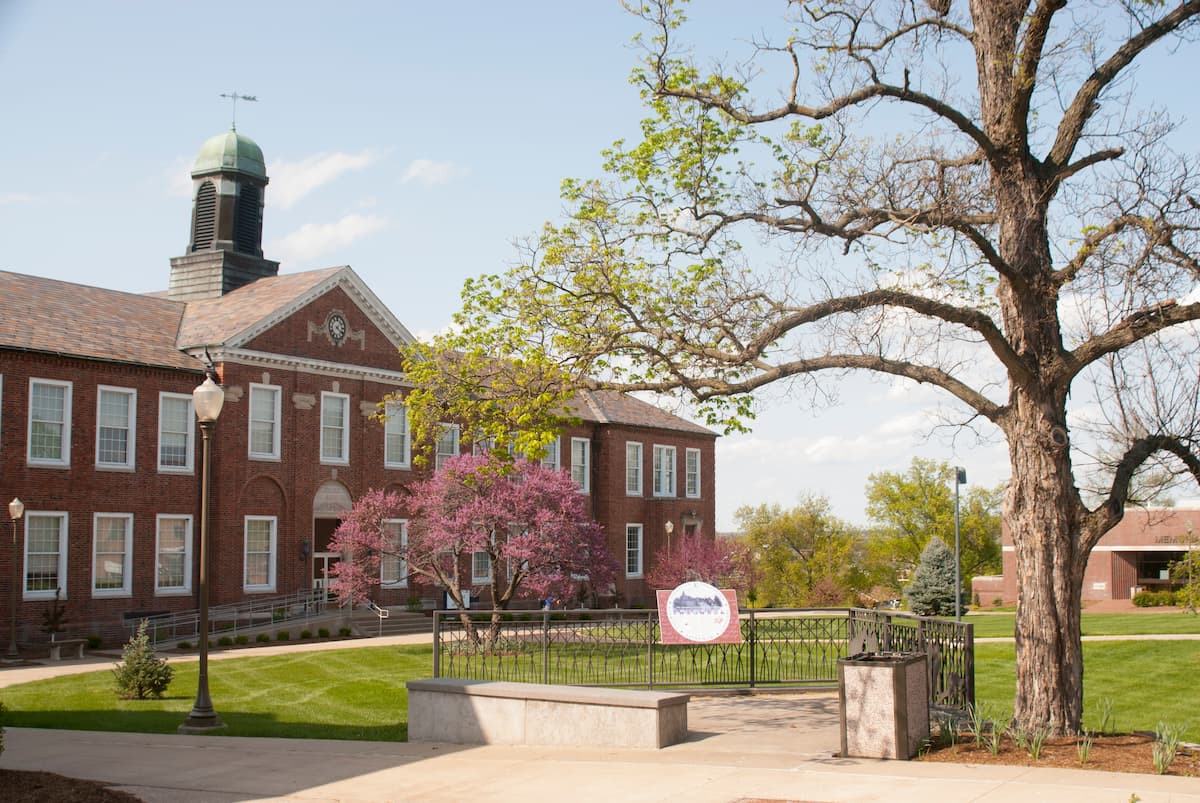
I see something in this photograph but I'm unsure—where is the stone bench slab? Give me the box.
[407,678,689,749]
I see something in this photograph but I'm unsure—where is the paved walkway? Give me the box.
[2,635,1199,802]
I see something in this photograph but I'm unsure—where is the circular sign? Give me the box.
[665,581,731,643]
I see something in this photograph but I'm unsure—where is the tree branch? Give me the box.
[1067,300,1200,378]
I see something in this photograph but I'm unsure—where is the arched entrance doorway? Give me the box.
[312,481,353,593]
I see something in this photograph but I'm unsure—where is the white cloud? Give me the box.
[271,150,377,210]
[400,158,470,187]
[0,192,35,204]
[270,213,387,264]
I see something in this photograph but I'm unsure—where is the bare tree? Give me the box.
[408,0,1200,733]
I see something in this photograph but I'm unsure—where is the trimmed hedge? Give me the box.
[1133,589,1180,607]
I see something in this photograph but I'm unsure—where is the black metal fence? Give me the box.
[432,607,974,714]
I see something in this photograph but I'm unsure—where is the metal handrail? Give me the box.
[128,588,335,646]
[366,599,390,637]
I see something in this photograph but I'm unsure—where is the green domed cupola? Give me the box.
[169,129,279,301]
[192,130,268,181]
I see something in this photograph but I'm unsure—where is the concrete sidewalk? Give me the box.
[2,637,1198,802]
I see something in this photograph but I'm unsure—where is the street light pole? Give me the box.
[180,375,225,733]
[5,498,24,663]
[954,467,967,622]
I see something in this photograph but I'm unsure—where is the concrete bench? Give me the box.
[406,678,689,749]
[47,638,86,661]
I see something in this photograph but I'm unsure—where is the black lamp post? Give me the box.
[954,467,967,622]
[5,498,24,663]
[180,375,226,732]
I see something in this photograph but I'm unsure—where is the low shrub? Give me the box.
[255,633,270,643]
[177,640,192,650]
[234,635,249,645]
[86,635,103,650]
[1132,590,1178,607]
[276,630,290,641]
[113,620,174,700]
[217,636,234,647]
[318,627,330,638]
[338,627,352,637]
[300,629,313,639]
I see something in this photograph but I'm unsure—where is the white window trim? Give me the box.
[625,441,643,497]
[383,401,411,469]
[380,518,408,588]
[320,391,351,465]
[685,447,701,499]
[95,385,137,470]
[625,523,644,579]
[27,378,72,467]
[248,383,282,461]
[435,423,460,471]
[155,514,194,595]
[23,512,68,600]
[92,513,133,597]
[157,392,195,473]
[570,437,590,494]
[472,549,493,584]
[243,516,278,593]
[653,444,676,498]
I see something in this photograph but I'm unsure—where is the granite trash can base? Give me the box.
[838,651,929,760]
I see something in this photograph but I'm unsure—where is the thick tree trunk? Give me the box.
[1004,402,1088,735]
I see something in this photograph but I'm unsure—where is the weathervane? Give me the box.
[219,91,258,131]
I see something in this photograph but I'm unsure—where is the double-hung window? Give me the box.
[540,437,560,470]
[96,386,136,469]
[685,448,701,498]
[93,513,133,596]
[435,424,460,470]
[380,519,408,588]
[244,516,277,592]
[248,384,281,460]
[24,512,68,598]
[28,378,71,466]
[570,437,590,493]
[625,524,643,578]
[155,515,193,594]
[158,393,194,472]
[321,392,350,464]
[625,441,643,496]
[472,549,492,584]
[653,445,676,497]
[384,401,410,468]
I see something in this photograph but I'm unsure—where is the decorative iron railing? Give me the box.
[433,607,974,714]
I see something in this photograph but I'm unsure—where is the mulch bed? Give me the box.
[918,731,1200,776]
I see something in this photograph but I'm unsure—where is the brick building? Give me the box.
[0,129,715,644]
[972,503,1199,604]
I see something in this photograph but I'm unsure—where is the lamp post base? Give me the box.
[178,709,226,733]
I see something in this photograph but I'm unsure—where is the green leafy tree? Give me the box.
[113,620,174,700]
[1170,529,1200,614]
[736,499,865,607]
[864,458,1002,596]
[408,1,1200,734]
[905,537,958,617]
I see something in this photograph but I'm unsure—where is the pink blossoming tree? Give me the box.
[329,453,616,646]
[645,536,755,598]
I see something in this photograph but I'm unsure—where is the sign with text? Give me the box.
[656,581,742,645]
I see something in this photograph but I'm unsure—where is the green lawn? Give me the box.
[965,611,1200,639]
[974,640,1200,741]
[0,645,430,740]
[2,634,1196,742]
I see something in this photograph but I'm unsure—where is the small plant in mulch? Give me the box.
[318,627,330,638]
[338,627,352,637]
[256,633,271,643]
[276,630,290,641]
[112,620,174,700]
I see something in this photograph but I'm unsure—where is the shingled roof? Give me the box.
[0,270,199,371]
[177,266,345,348]
[569,389,715,436]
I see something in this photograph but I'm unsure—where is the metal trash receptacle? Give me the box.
[838,651,929,759]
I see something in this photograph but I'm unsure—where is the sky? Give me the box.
[5,1,1190,530]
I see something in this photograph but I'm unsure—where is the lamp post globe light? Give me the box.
[180,375,226,732]
[6,497,24,663]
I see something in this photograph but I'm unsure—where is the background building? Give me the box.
[0,130,715,645]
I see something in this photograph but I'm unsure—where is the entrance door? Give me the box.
[313,517,341,593]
